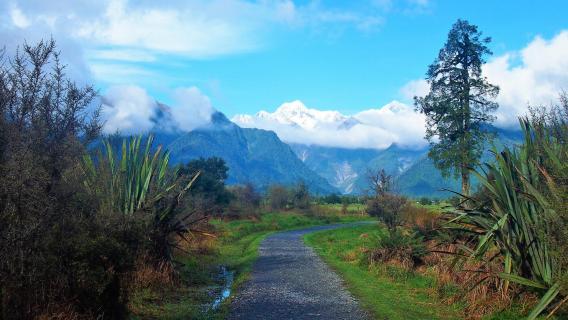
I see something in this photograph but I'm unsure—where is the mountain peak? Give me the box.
[252,100,348,130]
[275,100,308,114]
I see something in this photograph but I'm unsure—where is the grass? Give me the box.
[304,224,460,320]
[412,201,453,214]
[129,209,372,319]
[318,203,366,214]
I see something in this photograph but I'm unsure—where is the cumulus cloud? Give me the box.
[171,87,214,132]
[0,1,107,84]
[10,5,31,28]
[101,86,158,135]
[233,100,427,150]
[101,85,214,134]
[401,30,568,128]
[0,0,392,86]
[483,31,568,127]
[354,101,427,147]
[399,79,429,100]
[76,0,263,58]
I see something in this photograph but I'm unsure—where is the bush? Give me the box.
[292,181,310,210]
[418,197,431,205]
[366,193,408,230]
[370,229,427,269]
[451,101,568,318]
[0,40,140,319]
[267,185,290,210]
[226,183,261,218]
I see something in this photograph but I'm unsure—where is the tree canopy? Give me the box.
[414,19,499,196]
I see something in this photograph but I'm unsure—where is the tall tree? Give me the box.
[415,19,499,196]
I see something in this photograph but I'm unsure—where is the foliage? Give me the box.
[527,94,568,295]
[0,40,138,319]
[292,180,311,210]
[453,111,568,318]
[267,184,290,210]
[366,193,408,230]
[83,136,174,215]
[226,183,261,218]
[321,193,342,204]
[370,229,428,268]
[415,19,499,196]
[84,135,201,264]
[178,157,231,215]
[317,194,363,205]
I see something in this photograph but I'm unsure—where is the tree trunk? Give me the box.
[461,164,470,197]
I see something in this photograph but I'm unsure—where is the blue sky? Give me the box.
[83,0,568,116]
[2,0,568,147]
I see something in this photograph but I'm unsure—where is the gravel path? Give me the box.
[228,223,370,320]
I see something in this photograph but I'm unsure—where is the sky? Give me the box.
[2,0,568,148]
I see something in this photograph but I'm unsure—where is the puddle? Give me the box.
[209,265,234,310]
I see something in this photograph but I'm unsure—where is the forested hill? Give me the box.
[291,127,523,198]
[153,112,338,194]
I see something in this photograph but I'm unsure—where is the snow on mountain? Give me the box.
[231,100,427,150]
[246,100,355,130]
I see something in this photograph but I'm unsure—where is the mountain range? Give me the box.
[152,111,337,194]
[141,100,522,198]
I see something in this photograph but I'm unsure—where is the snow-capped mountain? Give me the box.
[233,100,358,131]
[231,100,436,195]
[232,100,427,150]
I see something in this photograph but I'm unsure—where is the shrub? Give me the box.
[418,197,431,205]
[226,183,261,218]
[453,109,568,319]
[292,181,311,210]
[0,40,136,319]
[178,157,231,216]
[366,193,408,230]
[83,136,202,265]
[267,185,290,210]
[370,229,427,269]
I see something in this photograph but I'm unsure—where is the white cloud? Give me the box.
[399,79,429,100]
[0,0,390,86]
[90,63,154,85]
[101,85,158,135]
[89,49,157,62]
[354,101,427,147]
[483,31,568,127]
[400,30,568,128]
[101,85,215,135]
[171,87,214,132]
[232,100,427,149]
[10,5,31,28]
[76,0,262,58]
